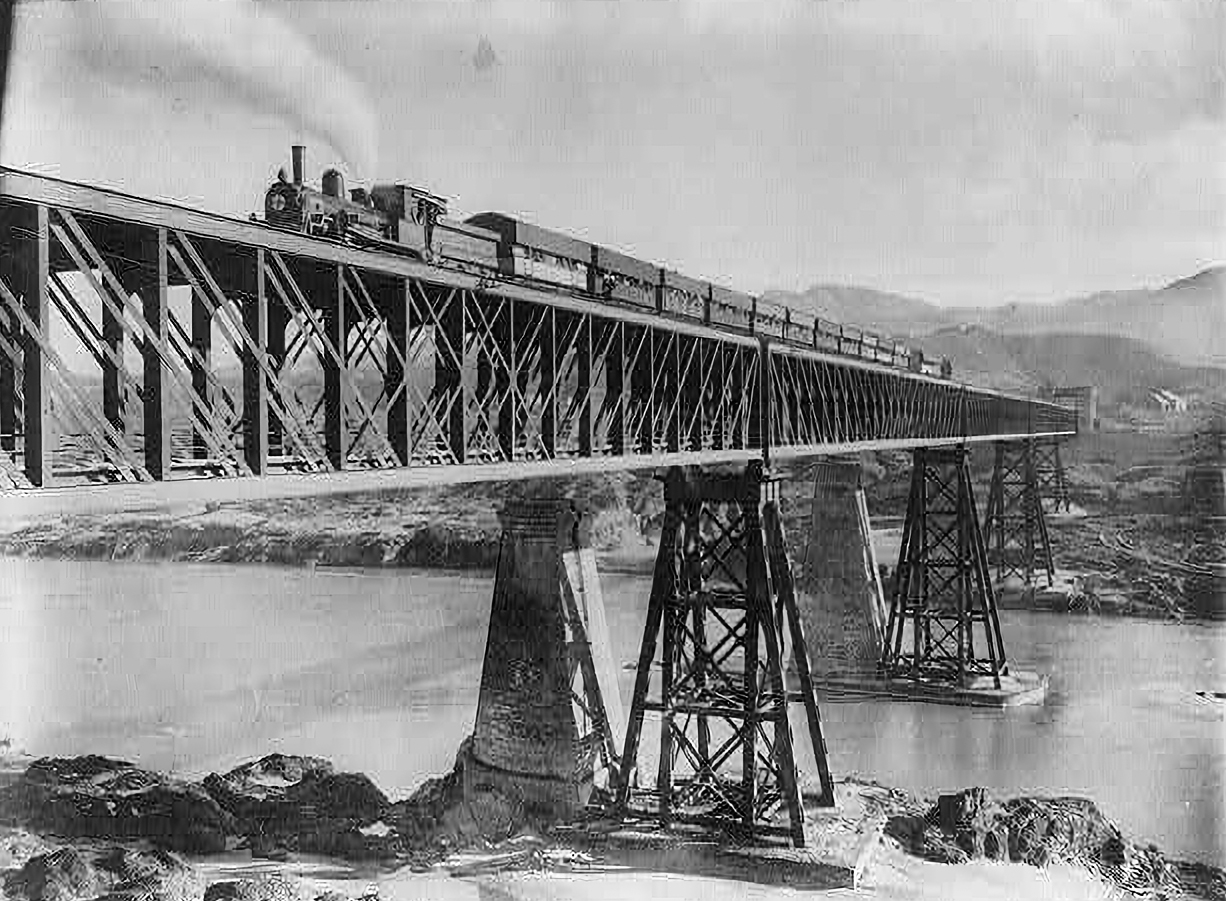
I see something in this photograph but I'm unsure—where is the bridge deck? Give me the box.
[0,167,1075,514]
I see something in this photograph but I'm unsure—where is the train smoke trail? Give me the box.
[72,0,378,175]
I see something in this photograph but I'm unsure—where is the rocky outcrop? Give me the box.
[0,843,377,901]
[202,877,308,901]
[884,787,1221,899]
[0,757,233,854]
[201,755,389,862]
[2,845,202,901]
[886,787,1130,866]
[0,750,508,868]
[384,737,526,855]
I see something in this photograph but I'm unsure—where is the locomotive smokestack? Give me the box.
[291,145,305,185]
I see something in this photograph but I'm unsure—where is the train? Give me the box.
[262,145,952,378]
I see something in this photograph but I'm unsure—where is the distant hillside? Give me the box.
[976,267,1226,368]
[761,284,948,339]
[913,327,1226,409]
[766,266,1226,368]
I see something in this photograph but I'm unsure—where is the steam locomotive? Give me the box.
[262,146,951,377]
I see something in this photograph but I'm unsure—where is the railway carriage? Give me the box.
[754,298,788,339]
[593,245,658,310]
[708,284,755,332]
[786,308,817,347]
[660,268,708,321]
[260,145,953,379]
[466,213,591,291]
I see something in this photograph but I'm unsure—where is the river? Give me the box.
[0,556,1222,868]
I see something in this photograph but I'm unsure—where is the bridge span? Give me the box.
[0,167,1073,518]
[0,167,1080,849]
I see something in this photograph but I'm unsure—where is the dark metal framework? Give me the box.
[983,440,1055,587]
[616,464,835,847]
[0,169,1077,493]
[881,447,1007,687]
[1031,436,1071,513]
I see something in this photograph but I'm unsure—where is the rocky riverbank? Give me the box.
[0,436,1220,622]
[0,474,657,572]
[1,750,1222,900]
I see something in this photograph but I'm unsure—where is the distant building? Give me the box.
[1048,386,1099,431]
[1147,388,1188,414]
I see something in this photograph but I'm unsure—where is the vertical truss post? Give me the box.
[190,287,211,459]
[881,447,1007,688]
[0,311,12,453]
[607,321,625,456]
[496,301,514,460]
[434,285,465,463]
[683,339,702,451]
[385,279,412,465]
[752,339,770,462]
[324,265,348,469]
[666,334,680,453]
[577,313,593,457]
[541,306,556,457]
[0,243,16,453]
[617,462,834,847]
[17,204,51,486]
[711,346,727,451]
[267,302,288,459]
[983,440,1055,587]
[242,248,269,476]
[102,289,125,434]
[140,227,172,480]
[630,328,652,454]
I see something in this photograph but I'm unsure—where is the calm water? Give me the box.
[1,557,1222,866]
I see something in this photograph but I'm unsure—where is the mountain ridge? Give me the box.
[764,265,1225,368]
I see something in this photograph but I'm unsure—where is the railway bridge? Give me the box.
[0,169,1078,847]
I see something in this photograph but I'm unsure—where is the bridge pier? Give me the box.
[1032,436,1071,513]
[881,447,1011,690]
[794,457,888,678]
[468,496,623,818]
[617,463,835,847]
[983,439,1055,588]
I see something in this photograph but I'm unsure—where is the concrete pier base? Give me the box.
[795,458,888,678]
[468,496,624,819]
[816,669,1048,708]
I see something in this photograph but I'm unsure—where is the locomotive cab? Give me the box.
[370,184,449,256]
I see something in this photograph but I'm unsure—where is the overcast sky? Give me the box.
[2,0,1222,305]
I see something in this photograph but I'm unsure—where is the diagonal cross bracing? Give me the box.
[0,181,1077,495]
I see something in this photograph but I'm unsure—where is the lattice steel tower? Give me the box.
[881,446,1008,687]
[983,439,1055,587]
[616,463,835,846]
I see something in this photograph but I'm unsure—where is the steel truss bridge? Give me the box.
[0,167,1076,514]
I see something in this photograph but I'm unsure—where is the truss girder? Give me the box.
[0,197,1078,488]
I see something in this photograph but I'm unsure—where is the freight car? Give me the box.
[261,146,950,377]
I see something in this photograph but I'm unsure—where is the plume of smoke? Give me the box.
[71,0,378,176]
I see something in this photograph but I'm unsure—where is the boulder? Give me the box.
[0,828,55,871]
[2,844,204,901]
[202,756,389,861]
[0,757,233,854]
[2,849,104,901]
[92,847,203,901]
[202,877,305,901]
